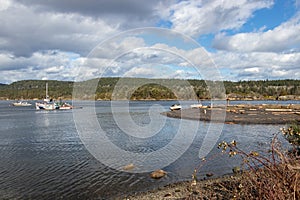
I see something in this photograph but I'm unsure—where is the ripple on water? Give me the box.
[0,100,293,198]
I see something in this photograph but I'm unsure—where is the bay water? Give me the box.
[0,100,296,199]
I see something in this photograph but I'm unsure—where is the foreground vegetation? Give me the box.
[212,139,299,199]
[127,125,300,199]
[0,78,299,100]
[192,124,299,199]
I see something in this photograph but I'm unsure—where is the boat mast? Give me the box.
[43,82,50,102]
[46,82,49,99]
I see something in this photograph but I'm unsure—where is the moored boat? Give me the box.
[58,102,73,110]
[35,82,73,110]
[12,101,32,107]
[170,104,182,111]
[35,83,56,110]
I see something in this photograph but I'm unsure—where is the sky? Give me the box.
[0,0,299,83]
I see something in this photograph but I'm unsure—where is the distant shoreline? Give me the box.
[3,99,300,102]
[1,78,300,101]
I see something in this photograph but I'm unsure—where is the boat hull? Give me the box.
[170,104,182,111]
[35,102,59,110]
[35,102,73,110]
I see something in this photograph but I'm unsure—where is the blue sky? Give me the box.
[0,0,299,83]
[239,0,296,32]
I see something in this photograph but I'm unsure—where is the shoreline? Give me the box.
[121,174,242,199]
[2,98,300,101]
[162,104,300,124]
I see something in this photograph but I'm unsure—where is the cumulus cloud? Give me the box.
[213,13,300,52]
[5,32,299,83]
[122,65,199,79]
[124,66,164,78]
[15,0,161,19]
[89,36,146,59]
[0,0,11,11]
[86,44,193,79]
[0,0,120,57]
[212,51,300,80]
[0,0,298,83]
[13,0,170,30]
[160,0,273,37]
[0,50,83,83]
[1,34,208,83]
[70,34,219,81]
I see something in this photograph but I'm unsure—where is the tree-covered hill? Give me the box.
[0,80,74,100]
[0,78,299,100]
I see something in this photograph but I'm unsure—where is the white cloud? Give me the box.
[14,0,165,27]
[89,36,146,59]
[244,67,260,73]
[44,65,65,73]
[0,50,84,83]
[161,0,273,37]
[212,51,300,80]
[0,0,11,11]
[0,0,298,83]
[213,13,300,52]
[124,66,158,78]
[74,36,216,80]
[0,1,118,57]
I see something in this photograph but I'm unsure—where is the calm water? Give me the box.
[0,100,297,199]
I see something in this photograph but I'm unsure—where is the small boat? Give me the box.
[12,101,32,107]
[58,102,73,110]
[170,104,182,111]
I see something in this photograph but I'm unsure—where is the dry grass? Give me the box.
[196,134,300,200]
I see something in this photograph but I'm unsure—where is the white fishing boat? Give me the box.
[35,82,73,110]
[36,102,59,110]
[12,101,32,107]
[170,104,182,111]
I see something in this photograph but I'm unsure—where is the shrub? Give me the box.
[217,135,299,199]
[192,132,299,199]
[281,123,300,147]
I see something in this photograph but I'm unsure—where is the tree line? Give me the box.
[0,78,299,100]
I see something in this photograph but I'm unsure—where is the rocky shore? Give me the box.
[162,104,300,124]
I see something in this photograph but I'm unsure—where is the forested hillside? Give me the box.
[0,78,299,100]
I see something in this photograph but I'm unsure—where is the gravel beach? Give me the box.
[121,175,242,200]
